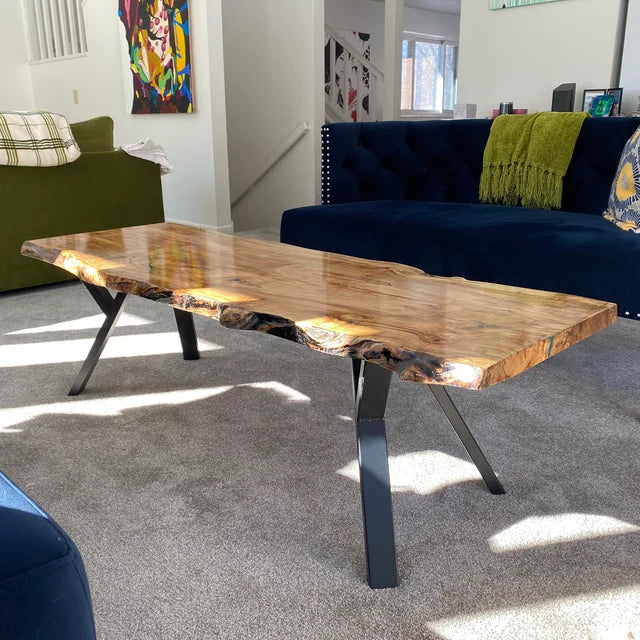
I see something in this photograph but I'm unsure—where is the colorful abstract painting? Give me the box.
[118,1,192,114]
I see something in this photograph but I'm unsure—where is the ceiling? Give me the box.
[371,0,461,15]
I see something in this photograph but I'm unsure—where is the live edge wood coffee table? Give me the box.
[22,222,616,589]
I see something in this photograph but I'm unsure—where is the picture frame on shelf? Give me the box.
[589,94,615,118]
[606,88,623,116]
[582,89,606,113]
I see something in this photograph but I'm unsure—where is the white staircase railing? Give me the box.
[325,25,384,123]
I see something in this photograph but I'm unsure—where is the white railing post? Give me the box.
[371,74,377,121]
[344,60,350,120]
[329,37,336,105]
[357,61,363,122]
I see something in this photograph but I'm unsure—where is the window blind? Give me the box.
[23,0,88,63]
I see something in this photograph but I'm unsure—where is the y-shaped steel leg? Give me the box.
[70,283,201,395]
[68,284,128,396]
[353,359,398,589]
[428,385,505,495]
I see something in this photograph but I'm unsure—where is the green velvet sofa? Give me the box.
[1,116,165,292]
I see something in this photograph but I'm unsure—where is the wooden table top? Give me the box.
[22,222,616,390]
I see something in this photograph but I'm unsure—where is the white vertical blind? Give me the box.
[65,0,79,54]
[23,0,87,63]
[74,0,87,52]
[32,0,47,61]
[49,0,65,57]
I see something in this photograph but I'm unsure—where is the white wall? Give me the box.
[457,0,623,118]
[0,4,34,110]
[28,1,231,231]
[222,0,324,232]
[620,0,640,115]
[325,0,460,73]
[404,5,459,40]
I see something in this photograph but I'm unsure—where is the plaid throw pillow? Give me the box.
[0,111,81,167]
[603,125,640,234]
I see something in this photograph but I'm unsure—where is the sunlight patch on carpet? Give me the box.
[489,514,640,552]
[239,381,310,403]
[0,381,310,430]
[0,333,222,367]
[6,313,153,335]
[427,585,640,640]
[0,387,233,431]
[337,450,481,494]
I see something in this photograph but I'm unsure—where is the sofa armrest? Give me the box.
[1,151,165,291]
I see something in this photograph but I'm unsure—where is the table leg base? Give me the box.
[69,286,128,396]
[69,282,201,395]
[353,359,398,589]
[351,360,506,588]
[429,385,505,495]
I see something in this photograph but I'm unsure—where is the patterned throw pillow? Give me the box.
[0,110,80,167]
[603,126,640,233]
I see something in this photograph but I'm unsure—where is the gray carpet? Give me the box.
[1,281,639,640]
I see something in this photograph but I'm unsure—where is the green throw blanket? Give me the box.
[479,111,588,209]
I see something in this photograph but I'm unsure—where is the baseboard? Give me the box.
[165,218,235,234]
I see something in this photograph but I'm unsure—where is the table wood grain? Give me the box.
[22,222,616,390]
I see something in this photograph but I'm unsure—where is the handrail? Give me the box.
[231,121,311,208]
[325,25,384,79]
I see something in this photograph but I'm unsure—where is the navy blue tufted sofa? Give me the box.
[0,470,96,639]
[281,118,640,320]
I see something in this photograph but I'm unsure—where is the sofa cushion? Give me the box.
[603,124,640,233]
[281,200,640,318]
[70,116,115,152]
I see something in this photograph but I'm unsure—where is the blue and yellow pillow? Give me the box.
[603,126,640,233]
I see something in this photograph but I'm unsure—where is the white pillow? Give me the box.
[0,111,81,167]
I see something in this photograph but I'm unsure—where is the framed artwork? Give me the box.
[607,88,623,116]
[118,0,193,114]
[590,94,615,118]
[490,0,567,8]
[582,89,606,113]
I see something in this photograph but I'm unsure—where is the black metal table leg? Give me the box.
[68,285,128,396]
[70,283,202,396]
[352,359,398,589]
[428,384,505,495]
[173,308,200,360]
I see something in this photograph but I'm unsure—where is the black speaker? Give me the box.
[552,83,576,112]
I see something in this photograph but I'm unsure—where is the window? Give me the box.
[401,36,458,115]
[23,0,88,63]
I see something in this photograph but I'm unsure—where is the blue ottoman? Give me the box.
[0,470,96,639]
